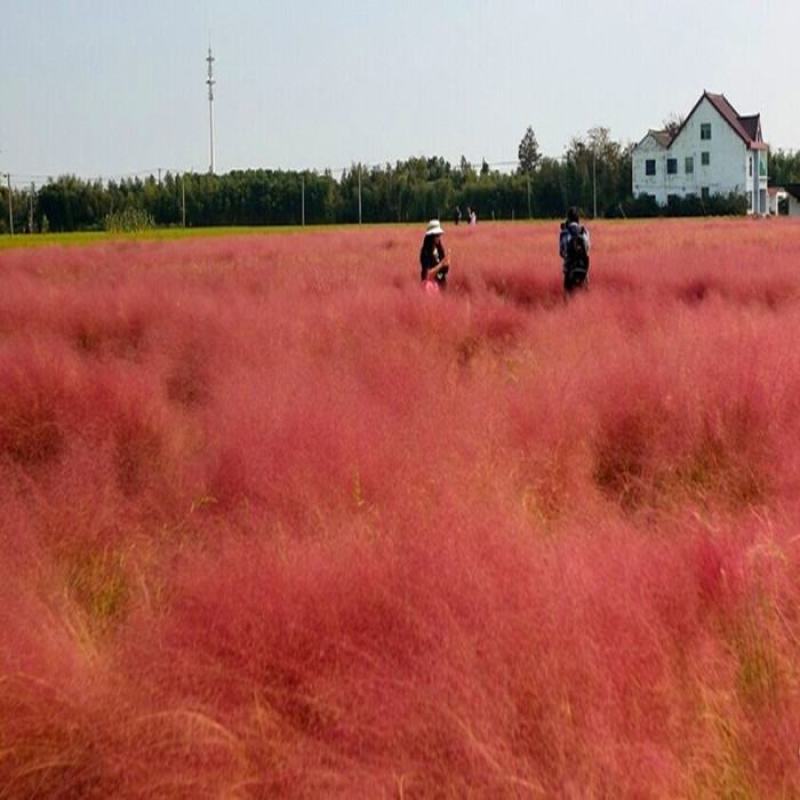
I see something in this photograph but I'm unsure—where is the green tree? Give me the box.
[662,113,685,139]
[769,150,800,186]
[563,127,632,218]
[518,125,541,174]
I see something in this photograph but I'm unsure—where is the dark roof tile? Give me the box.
[703,93,763,148]
[652,92,766,151]
[738,114,761,141]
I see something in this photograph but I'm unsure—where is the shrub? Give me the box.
[626,191,748,217]
[103,207,155,233]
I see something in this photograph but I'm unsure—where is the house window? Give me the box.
[701,187,710,201]
[701,123,711,140]
[749,157,753,177]
[667,158,678,175]
[701,151,710,166]
[685,157,694,174]
[645,159,656,176]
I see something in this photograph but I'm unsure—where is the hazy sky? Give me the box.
[2,0,798,183]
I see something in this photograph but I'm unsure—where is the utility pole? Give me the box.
[592,148,597,219]
[181,173,187,228]
[6,174,13,235]
[301,174,305,227]
[158,168,162,186]
[29,182,35,233]
[206,46,216,174]
[357,165,362,225]
[527,173,532,219]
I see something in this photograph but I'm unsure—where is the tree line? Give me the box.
[769,149,800,187]
[2,130,798,234]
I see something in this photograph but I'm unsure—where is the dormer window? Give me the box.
[701,123,712,140]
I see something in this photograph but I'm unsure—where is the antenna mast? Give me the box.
[206,45,216,174]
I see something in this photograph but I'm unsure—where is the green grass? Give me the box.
[0,225,332,250]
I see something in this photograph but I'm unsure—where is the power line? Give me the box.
[1,156,531,189]
[5,168,172,185]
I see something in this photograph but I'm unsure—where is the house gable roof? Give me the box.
[738,114,762,142]
[668,91,767,151]
[635,129,671,150]
[650,129,673,148]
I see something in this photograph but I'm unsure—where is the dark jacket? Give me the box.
[420,237,448,283]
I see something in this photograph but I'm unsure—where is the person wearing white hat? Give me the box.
[419,219,450,290]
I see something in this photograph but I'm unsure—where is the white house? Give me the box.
[785,185,800,217]
[768,186,787,215]
[632,92,769,215]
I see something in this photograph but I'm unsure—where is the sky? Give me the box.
[1,0,798,184]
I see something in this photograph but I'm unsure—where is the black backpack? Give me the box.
[566,227,589,277]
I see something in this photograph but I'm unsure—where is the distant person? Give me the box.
[469,207,477,226]
[419,219,450,291]
[559,206,590,294]
[454,206,462,226]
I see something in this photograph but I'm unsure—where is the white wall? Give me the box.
[753,150,769,214]
[631,134,667,203]
[633,97,750,207]
[789,195,800,218]
[769,191,787,215]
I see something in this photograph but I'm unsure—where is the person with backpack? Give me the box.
[419,220,450,291]
[559,207,590,294]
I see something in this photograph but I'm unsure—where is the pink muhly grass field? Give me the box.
[2,218,800,797]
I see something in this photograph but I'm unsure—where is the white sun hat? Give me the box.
[425,219,444,236]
